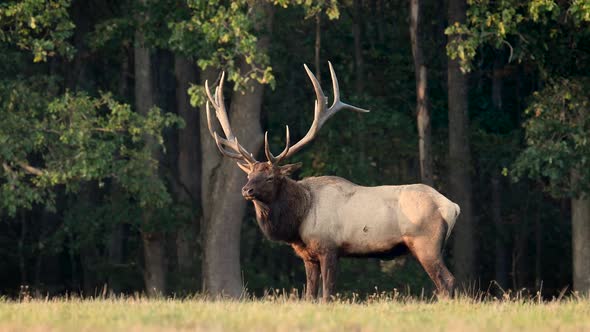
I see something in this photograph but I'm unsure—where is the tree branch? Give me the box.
[17,162,44,176]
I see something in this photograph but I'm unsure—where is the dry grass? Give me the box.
[0,293,589,331]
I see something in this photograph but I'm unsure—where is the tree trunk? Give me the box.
[18,212,27,286]
[105,184,126,293]
[315,12,321,82]
[66,0,89,91]
[377,0,385,44]
[201,2,272,298]
[571,170,590,295]
[447,0,475,285]
[134,18,166,297]
[491,175,507,289]
[410,0,433,187]
[80,244,99,295]
[353,0,364,94]
[104,50,132,295]
[490,57,507,290]
[534,201,542,289]
[174,55,201,287]
[199,66,227,296]
[352,0,367,172]
[492,57,503,111]
[106,222,124,291]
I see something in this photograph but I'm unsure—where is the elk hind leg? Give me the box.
[407,227,455,298]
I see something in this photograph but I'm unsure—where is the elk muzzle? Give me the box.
[241,185,256,200]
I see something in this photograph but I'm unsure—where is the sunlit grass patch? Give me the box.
[0,293,588,331]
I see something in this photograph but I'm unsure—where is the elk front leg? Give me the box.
[303,260,320,300]
[319,251,338,302]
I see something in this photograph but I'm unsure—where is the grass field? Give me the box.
[0,295,589,331]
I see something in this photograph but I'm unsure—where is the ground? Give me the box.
[0,295,589,331]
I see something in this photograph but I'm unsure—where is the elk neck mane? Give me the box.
[252,176,311,243]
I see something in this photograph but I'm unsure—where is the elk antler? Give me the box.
[264,61,369,165]
[205,72,258,166]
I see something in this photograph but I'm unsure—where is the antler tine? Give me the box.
[205,99,234,150]
[212,132,257,164]
[324,61,369,125]
[271,62,369,161]
[264,125,290,164]
[205,101,216,138]
[329,61,341,105]
[212,72,235,140]
[303,64,327,110]
[234,137,257,163]
[204,72,258,165]
[213,133,242,160]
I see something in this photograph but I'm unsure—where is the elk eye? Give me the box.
[266,177,274,182]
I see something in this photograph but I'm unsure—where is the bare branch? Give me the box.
[17,162,44,176]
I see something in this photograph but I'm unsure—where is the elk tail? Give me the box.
[440,202,460,242]
[440,221,449,253]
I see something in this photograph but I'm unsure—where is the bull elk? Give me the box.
[204,62,459,301]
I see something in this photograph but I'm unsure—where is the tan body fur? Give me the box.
[297,177,459,257]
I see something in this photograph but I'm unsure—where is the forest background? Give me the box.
[1,0,589,299]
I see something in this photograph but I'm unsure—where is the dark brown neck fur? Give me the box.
[252,177,310,243]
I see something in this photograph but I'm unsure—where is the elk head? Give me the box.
[204,62,369,203]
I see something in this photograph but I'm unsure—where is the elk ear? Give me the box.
[236,162,251,174]
[279,162,302,176]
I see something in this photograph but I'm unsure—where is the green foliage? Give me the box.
[171,0,275,97]
[0,0,75,62]
[513,78,590,198]
[570,0,590,24]
[89,0,188,50]
[273,0,341,19]
[88,16,134,52]
[177,0,340,107]
[446,0,590,73]
[0,77,182,215]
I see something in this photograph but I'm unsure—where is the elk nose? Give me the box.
[242,186,254,196]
